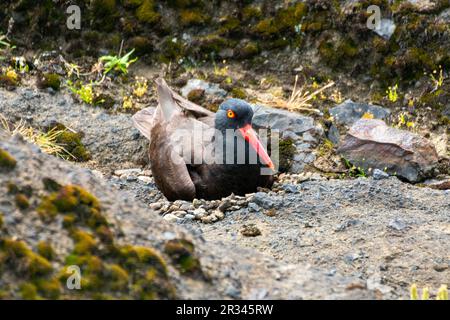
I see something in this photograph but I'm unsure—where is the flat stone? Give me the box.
[114,168,142,176]
[330,100,390,127]
[338,119,439,182]
[181,79,227,98]
[163,213,180,223]
[388,219,407,231]
[137,176,153,185]
[251,104,319,135]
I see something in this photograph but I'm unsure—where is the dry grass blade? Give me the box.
[0,113,75,159]
[259,75,335,114]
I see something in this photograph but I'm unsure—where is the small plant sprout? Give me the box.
[437,285,448,300]
[5,67,18,81]
[395,111,415,129]
[410,283,419,300]
[13,57,29,73]
[330,88,343,104]
[410,284,448,300]
[342,158,367,178]
[132,77,148,98]
[99,49,138,76]
[67,81,94,105]
[213,60,229,77]
[122,95,134,110]
[386,84,398,102]
[427,65,445,92]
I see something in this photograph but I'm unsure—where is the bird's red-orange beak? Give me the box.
[239,124,275,170]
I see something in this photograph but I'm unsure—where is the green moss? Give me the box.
[253,2,307,37]
[127,36,153,56]
[105,264,129,291]
[164,239,202,276]
[37,73,61,91]
[118,245,167,273]
[166,0,203,8]
[90,0,119,31]
[230,87,247,99]
[0,238,53,277]
[37,241,56,261]
[123,0,144,8]
[34,277,61,299]
[20,283,40,300]
[49,125,91,162]
[42,178,62,192]
[253,18,279,37]
[136,0,160,24]
[318,36,359,69]
[0,213,3,229]
[238,42,260,59]
[72,230,97,255]
[180,9,209,26]
[196,34,231,55]
[278,138,296,173]
[0,148,17,171]
[218,16,241,35]
[159,37,186,62]
[0,75,18,88]
[242,5,262,21]
[15,193,30,210]
[37,185,103,228]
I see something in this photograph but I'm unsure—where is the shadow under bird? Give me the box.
[132,78,274,201]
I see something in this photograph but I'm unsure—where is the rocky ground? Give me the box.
[1,0,449,300]
[1,86,448,300]
[0,134,377,300]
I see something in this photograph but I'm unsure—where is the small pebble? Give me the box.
[163,213,179,223]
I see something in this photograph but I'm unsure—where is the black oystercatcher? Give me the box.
[132,78,274,201]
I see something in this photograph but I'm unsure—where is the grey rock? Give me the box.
[327,124,340,145]
[181,79,227,98]
[251,104,320,136]
[330,99,390,127]
[193,208,207,218]
[252,192,275,209]
[388,219,407,231]
[137,176,153,185]
[437,8,450,24]
[248,202,261,212]
[373,169,389,180]
[443,104,450,117]
[372,19,396,40]
[282,184,298,193]
[218,199,232,212]
[163,213,180,223]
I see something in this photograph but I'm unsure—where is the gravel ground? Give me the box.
[1,87,448,300]
[111,168,450,300]
[0,135,376,299]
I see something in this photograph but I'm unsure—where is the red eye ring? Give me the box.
[227,110,235,118]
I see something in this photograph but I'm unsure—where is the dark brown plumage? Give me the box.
[132,78,274,201]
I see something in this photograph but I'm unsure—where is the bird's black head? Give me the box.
[215,99,254,131]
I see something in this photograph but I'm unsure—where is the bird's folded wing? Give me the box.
[150,119,196,201]
[156,78,214,121]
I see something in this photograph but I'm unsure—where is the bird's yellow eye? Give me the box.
[227,110,235,118]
